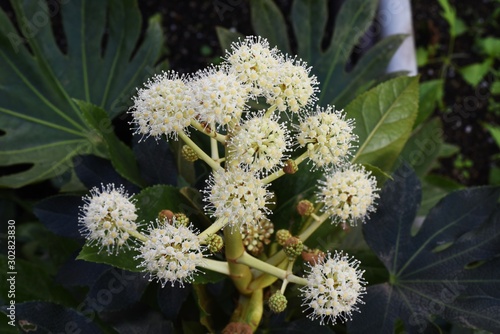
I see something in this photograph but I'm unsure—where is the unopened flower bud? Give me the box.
[268,291,287,313]
[276,229,292,246]
[206,234,224,253]
[174,213,189,227]
[158,210,174,223]
[302,248,326,265]
[182,145,199,162]
[222,322,253,334]
[283,159,298,174]
[297,200,314,216]
[284,237,303,259]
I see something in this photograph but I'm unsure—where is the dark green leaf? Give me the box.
[33,195,82,238]
[77,101,145,187]
[347,76,419,172]
[314,0,378,104]
[0,301,101,333]
[250,0,290,53]
[87,268,149,311]
[291,0,327,64]
[400,118,444,177]
[0,256,75,306]
[350,166,500,333]
[416,79,444,127]
[459,59,493,87]
[0,0,163,188]
[134,184,190,224]
[215,27,245,53]
[330,34,408,107]
[77,243,142,272]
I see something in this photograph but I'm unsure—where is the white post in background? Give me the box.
[379,0,417,76]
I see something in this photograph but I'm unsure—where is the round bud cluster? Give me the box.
[276,229,292,246]
[297,200,314,216]
[283,237,304,259]
[268,291,288,313]
[79,184,138,254]
[182,145,199,162]
[241,219,275,256]
[206,234,224,253]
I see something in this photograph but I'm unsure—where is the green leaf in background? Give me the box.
[459,59,494,87]
[484,124,500,148]
[479,37,500,58]
[250,0,291,53]
[415,79,444,127]
[0,0,163,188]
[491,81,500,95]
[400,118,444,177]
[222,0,407,108]
[437,0,467,37]
[77,243,142,272]
[290,0,327,65]
[349,167,500,333]
[347,76,419,172]
[77,100,145,187]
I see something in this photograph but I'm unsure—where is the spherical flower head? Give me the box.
[136,219,205,287]
[263,59,319,113]
[190,66,250,127]
[227,112,291,175]
[301,251,366,325]
[318,165,379,225]
[130,71,195,140]
[297,105,357,169]
[224,36,284,96]
[79,184,138,254]
[203,167,273,228]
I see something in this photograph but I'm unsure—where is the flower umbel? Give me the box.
[297,105,356,169]
[191,66,250,127]
[130,71,195,140]
[136,219,205,287]
[301,251,366,325]
[317,165,379,225]
[79,184,138,254]
[203,167,273,228]
[227,112,291,175]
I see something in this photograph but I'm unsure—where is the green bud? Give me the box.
[268,291,287,313]
[206,234,224,253]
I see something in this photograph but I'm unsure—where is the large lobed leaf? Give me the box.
[217,0,406,108]
[349,166,500,333]
[0,0,163,188]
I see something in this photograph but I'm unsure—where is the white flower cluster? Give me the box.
[301,251,366,325]
[203,168,273,228]
[227,112,291,175]
[318,165,379,225]
[136,219,205,287]
[129,36,319,141]
[79,184,138,254]
[297,105,356,169]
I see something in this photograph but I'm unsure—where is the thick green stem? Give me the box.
[225,226,253,295]
[198,258,231,276]
[231,289,263,331]
[236,252,307,286]
[297,212,330,241]
[198,217,228,243]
